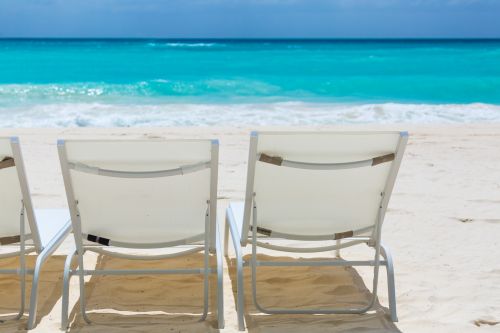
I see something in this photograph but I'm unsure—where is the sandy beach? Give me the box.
[0,124,499,332]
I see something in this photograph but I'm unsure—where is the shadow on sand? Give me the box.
[0,255,66,332]
[65,253,220,333]
[227,254,402,333]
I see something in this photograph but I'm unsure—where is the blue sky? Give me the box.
[0,0,499,38]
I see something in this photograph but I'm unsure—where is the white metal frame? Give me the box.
[58,139,224,329]
[0,137,72,329]
[225,131,408,331]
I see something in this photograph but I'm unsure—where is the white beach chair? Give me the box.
[58,139,224,329]
[225,131,408,330]
[0,137,71,329]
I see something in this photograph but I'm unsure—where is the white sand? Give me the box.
[0,125,499,332]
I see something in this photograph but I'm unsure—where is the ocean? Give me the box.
[1,39,500,127]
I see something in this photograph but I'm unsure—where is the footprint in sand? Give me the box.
[264,277,292,284]
[143,134,164,139]
[473,319,499,327]
[455,217,473,223]
[324,285,357,296]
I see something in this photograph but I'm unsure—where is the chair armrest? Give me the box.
[226,206,244,262]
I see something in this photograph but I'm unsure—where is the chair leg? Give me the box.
[380,244,398,322]
[224,218,229,257]
[76,251,91,324]
[27,220,71,329]
[15,206,27,320]
[216,255,225,329]
[201,258,209,321]
[226,210,246,331]
[216,224,225,329]
[61,249,77,329]
[14,267,26,320]
[200,208,210,322]
[235,253,246,331]
[27,251,45,329]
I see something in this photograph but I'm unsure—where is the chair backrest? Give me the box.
[241,131,408,245]
[58,139,218,250]
[0,137,41,251]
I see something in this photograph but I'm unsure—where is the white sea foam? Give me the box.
[0,102,499,128]
[147,42,220,48]
[166,43,217,47]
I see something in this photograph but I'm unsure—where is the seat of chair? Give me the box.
[34,209,71,249]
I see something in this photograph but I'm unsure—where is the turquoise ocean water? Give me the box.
[1,39,500,127]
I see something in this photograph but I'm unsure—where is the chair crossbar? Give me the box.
[0,268,35,275]
[83,233,205,249]
[254,260,388,267]
[250,225,373,241]
[258,153,395,170]
[0,247,36,259]
[68,161,211,179]
[75,268,214,276]
[86,244,205,260]
[256,238,368,253]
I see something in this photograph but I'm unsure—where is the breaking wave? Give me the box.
[0,101,499,127]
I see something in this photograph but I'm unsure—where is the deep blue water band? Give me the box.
[1,39,500,105]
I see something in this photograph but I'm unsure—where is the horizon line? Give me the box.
[1,37,500,41]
